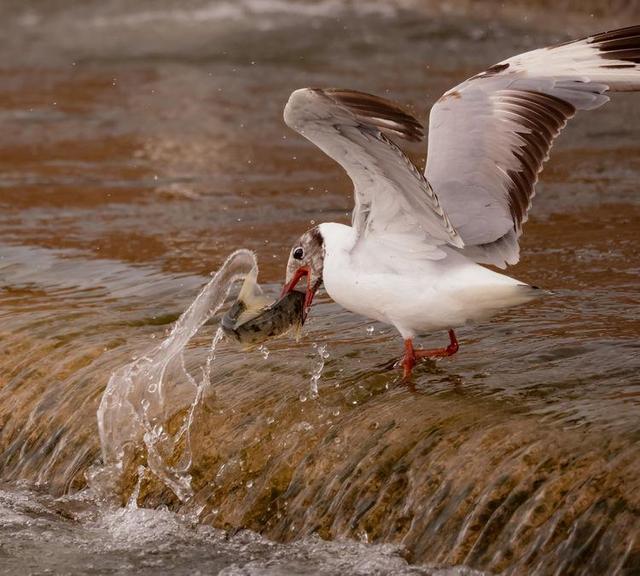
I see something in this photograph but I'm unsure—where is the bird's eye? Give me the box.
[293,246,304,260]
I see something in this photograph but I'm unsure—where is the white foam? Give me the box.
[86,0,399,29]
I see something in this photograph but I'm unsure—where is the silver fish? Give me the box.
[221,267,305,347]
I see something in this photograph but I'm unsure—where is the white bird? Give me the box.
[280,26,640,378]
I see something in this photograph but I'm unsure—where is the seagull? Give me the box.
[280,26,640,378]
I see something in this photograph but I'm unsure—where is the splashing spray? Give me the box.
[309,342,330,399]
[91,250,258,503]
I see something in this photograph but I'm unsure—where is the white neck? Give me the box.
[318,222,356,258]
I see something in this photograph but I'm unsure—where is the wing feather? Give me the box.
[284,88,463,251]
[426,25,640,267]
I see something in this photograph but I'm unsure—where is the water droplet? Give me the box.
[258,345,269,360]
[308,343,328,398]
[366,325,375,335]
[246,480,254,489]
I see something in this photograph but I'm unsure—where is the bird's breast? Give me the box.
[322,253,427,326]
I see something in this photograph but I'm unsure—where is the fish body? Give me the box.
[221,267,305,347]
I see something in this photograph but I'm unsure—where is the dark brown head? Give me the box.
[281,226,325,320]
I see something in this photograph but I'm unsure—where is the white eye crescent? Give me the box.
[293,246,304,260]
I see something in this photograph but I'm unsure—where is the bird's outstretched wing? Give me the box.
[284,88,464,252]
[426,25,640,267]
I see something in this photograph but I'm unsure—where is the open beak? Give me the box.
[280,266,317,321]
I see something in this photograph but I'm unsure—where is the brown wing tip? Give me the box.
[471,62,510,80]
[312,88,424,142]
[589,24,640,43]
[496,89,577,231]
[588,25,640,64]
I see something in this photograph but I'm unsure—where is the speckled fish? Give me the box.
[221,267,305,347]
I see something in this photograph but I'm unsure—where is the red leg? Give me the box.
[414,329,459,359]
[402,339,417,379]
[401,330,459,379]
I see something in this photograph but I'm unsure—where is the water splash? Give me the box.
[90,250,258,502]
[309,342,329,399]
[127,465,147,510]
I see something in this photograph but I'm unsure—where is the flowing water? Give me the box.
[1,1,640,574]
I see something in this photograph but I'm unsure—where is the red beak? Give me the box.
[281,266,317,320]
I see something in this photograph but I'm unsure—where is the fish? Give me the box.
[221,266,305,347]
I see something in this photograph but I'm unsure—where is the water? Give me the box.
[0,483,480,576]
[1,1,640,574]
[92,250,257,504]
[309,343,329,399]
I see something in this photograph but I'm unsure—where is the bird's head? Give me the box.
[281,226,325,321]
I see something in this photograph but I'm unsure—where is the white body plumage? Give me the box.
[319,223,539,339]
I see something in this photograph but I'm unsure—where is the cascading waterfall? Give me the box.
[1,242,639,574]
[90,250,258,502]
